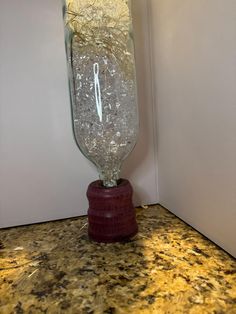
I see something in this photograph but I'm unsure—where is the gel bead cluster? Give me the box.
[64,0,138,187]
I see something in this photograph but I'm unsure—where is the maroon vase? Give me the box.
[87,179,138,243]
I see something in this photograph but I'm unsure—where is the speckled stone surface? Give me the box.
[0,205,235,314]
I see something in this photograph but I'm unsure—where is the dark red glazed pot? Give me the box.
[87,179,138,243]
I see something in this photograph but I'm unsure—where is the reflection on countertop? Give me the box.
[0,205,235,313]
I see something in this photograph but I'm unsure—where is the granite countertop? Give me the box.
[0,205,235,314]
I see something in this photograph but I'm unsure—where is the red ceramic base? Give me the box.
[87,179,138,243]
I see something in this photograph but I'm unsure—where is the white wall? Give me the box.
[0,0,158,228]
[151,0,236,257]
[123,0,159,205]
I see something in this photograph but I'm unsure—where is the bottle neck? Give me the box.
[98,165,121,188]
